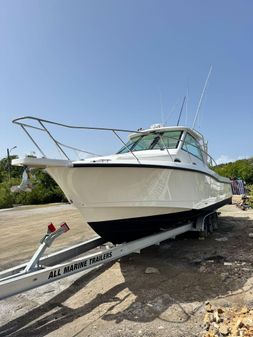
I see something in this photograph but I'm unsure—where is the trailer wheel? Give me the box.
[208,220,214,233]
[212,213,219,230]
[203,215,215,236]
[202,217,210,237]
[197,212,218,239]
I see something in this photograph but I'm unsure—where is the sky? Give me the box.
[0,0,252,163]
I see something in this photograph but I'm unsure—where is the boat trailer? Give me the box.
[0,211,219,300]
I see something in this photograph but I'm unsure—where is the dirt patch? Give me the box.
[0,204,253,337]
[0,203,96,270]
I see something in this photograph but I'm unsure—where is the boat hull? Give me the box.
[47,164,232,243]
[89,198,231,242]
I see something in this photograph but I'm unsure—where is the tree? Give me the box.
[213,158,253,184]
[0,157,66,208]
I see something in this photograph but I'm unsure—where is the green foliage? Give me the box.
[0,157,66,209]
[0,156,23,183]
[0,180,16,208]
[213,158,253,184]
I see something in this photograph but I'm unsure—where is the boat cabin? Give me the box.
[117,125,209,166]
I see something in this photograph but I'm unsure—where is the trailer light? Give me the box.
[61,223,70,232]
[48,223,56,233]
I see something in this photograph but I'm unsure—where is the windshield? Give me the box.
[117,130,182,154]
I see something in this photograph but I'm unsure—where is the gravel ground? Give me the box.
[0,203,253,337]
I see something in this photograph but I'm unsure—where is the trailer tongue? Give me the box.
[0,211,219,300]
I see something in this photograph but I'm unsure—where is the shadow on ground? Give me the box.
[1,215,253,336]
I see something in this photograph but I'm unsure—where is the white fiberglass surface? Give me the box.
[47,165,232,222]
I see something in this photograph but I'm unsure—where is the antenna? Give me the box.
[185,82,189,126]
[159,91,164,124]
[165,97,180,125]
[192,65,213,129]
[177,96,186,126]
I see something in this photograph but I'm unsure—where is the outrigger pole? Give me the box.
[177,96,186,126]
[192,65,213,130]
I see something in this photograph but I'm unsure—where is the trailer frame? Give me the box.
[0,210,218,301]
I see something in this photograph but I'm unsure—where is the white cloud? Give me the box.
[215,155,249,165]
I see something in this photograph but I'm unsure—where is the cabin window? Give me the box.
[152,131,182,150]
[182,133,203,160]
[131,133,160,151]
[117,133,159,153]
[117,130,182,153]
[117,136,141,154]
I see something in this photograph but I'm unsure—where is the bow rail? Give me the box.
[12,116,217,167]
[12,116,143,163]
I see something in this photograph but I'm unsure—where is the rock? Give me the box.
[217,308,224,314]
[219,324,229,335]
[224,262,233,266]
[220,273,229,281]
[203,312,210,324]
[205,302,213,313]
[203,305,253,337]
[204,312,213,326]
[213,309,221,323]
[242,317,253,326]
[239,306,249,314]
[215,237,228,242]
[235,318,243,328]
[231,325,238,336]
[248,233,253,238]
[212,322,220,329]
[199,266,206,273]
[144,267,160,274]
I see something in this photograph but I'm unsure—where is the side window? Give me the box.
[183,133,203,160]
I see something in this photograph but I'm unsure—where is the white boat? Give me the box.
[12,117,232,243]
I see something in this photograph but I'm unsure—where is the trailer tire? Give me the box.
[203,217,209,237]
[212,213,219,230]
[208,221,214,233]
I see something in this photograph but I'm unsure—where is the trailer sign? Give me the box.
[48,251,113,279]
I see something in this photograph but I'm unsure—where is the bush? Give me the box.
[0,181,15,208]
[213,158,253,184]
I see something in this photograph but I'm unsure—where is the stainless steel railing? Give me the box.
[12,116,143,163]
[12,116,217,167]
